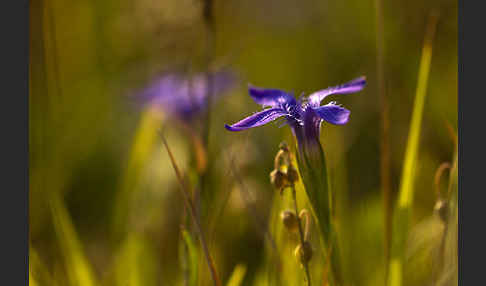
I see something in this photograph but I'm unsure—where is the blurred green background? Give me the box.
[29,0,457,285]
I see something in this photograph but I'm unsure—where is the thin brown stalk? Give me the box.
[45,0,63,106]
[207,156,235,244]
[198,0,216,230]
[161,133,221,286]
[291,185,312,286]
[444,121,458,147]
[374,0,392,280]
[227,156,280,256]
[201,0,216,150]
[207,135,282,275]
[434,162,451,199]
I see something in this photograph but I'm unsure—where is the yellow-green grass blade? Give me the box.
[30,246,54,286]
[181,228,199,286]
[112,109,161,236]
[112,234,158,286]
[225,264,247,286]
[30,270,38,286]
[49,193,97,286]
[389,12,438,286]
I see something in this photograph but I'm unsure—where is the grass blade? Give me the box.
[49,193,97,286]
[388,11,439,286]
[225,264,247,286]
[181,227,199,286]
[112,110,161,237]
[397,12,438,210]
[112,234,158,286]
[30,246,54,286]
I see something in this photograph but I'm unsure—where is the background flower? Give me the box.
[138,70,236,121]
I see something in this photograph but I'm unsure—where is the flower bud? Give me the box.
[294,241,313,265]
[270,169,288,191]
[287,165,299,183]
[434,199,449,223]
[274,150,288,170]
[280,210,298,232]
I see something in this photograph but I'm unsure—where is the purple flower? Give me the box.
[225,76,366,149]
[139,70,235,121]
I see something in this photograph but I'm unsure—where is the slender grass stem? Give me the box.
[229,157,280,255]
[434,162,451,199]
[161,133,221,286]
[198,0,216,238]
[201,0,215,155]
[291,184,312,286]
[374,0,392,278]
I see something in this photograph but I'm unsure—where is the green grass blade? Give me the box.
[181,228,199,286]
[112,234,158,286]
[225,264,247,286]
[397,11,438,214]
[49,193,97,286]
[389,12,438,286]
[30,270,39,286]
[30,247,52,286]
[112,110,161,237]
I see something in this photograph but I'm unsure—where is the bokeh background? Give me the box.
[29,0,457,285]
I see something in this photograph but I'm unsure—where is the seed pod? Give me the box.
[274,150,288,171]
[294,241,313,265]
[279,141,289,152]
[280,210,298,232]
[287,165,299,183]
[270,169,288,191]
[434,199,449,223]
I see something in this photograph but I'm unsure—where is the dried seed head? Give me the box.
[287,165,299,183]
[280,210,298,232]
[270,169,288,191]
[279,141,289,152]
[294,241,313,265]
[434,199,449,223]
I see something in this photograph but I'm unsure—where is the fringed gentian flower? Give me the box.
[225,76,365,286]
[139,70,235,122]
[224,76,365,149]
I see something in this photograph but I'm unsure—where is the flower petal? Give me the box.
[248,85,296,107]
[308,76,366,107]
[315,104,351,125]
[225,108,288,131]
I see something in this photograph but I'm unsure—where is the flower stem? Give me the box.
[291,184,312,286]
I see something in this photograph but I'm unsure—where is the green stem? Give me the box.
[295,140,343,286]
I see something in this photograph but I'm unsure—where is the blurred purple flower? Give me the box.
[139,70,236,121]
[225,76,365,149]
